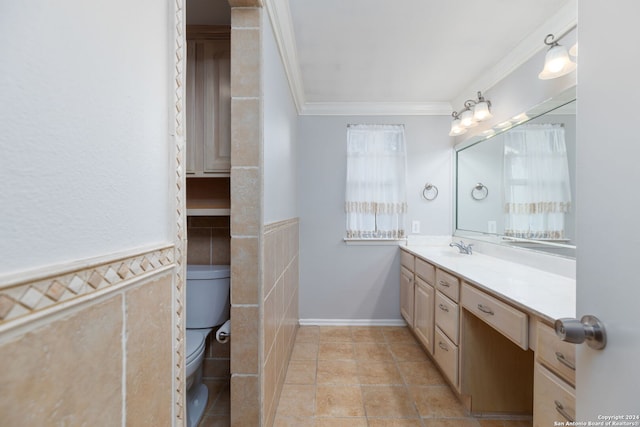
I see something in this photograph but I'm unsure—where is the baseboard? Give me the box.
[298,318,407,327]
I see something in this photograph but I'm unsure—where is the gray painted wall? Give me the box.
[297,115,452,321]
[263,12,299,224]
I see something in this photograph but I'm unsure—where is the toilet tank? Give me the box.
[186,265,230,329]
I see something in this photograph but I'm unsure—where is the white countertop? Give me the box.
[402,245,576,323]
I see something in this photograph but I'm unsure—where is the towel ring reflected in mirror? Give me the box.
[471,183,488,200]
[422,183,438,201]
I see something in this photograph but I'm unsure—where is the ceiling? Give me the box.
[187,0,577,115]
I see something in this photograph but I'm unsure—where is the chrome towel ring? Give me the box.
[422,183,438,201]
[471,183,488,200]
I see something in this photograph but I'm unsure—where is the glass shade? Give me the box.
[459,109,477,128]
[473,101,492,121]
[569,43,577,57]
[449,119,467,136]
[539,45,577,80]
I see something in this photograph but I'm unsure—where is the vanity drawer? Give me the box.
[400,250,415,270]
[415,258,435,285]
[435,269,460,302]
[434,327,459,389]
[435,292,459,344]
[536,322,576,386]
[461,283,528,350]
[534,363,576,426]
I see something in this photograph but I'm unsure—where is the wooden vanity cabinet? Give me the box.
[400,251,415,327]
[433,269,461,390]
[413,259,435,354]
[533,322,576,426]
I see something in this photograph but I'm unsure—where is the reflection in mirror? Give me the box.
[455,89,576,258]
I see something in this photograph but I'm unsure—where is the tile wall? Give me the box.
[263,219,300,427]
[0,267,174,425]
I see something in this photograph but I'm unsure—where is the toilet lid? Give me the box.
[186,330,206,365]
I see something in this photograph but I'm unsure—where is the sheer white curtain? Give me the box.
[503,124,572,239]
[345,124,408,239]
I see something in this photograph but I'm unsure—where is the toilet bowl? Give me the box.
[185,264,230,427]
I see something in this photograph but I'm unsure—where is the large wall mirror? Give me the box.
[455,86,576,258]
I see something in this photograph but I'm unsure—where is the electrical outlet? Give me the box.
[411,220,421,234]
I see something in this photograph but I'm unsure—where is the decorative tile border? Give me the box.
[0,246,175,325]
[173,0,187,425]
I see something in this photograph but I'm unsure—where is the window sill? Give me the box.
[343,238,407,246]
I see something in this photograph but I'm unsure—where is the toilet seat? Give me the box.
[186,330,206,367]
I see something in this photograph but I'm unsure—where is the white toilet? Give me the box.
[186,264,230,427]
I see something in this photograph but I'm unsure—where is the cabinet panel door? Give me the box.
[186,41,199,174]
[413,277,434,354]
[400,266,414,327]
[202,42,231,173]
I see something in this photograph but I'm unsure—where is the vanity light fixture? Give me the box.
[449,91,493,137]
[538,27,577,80]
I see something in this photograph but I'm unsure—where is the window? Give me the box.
[345,124,408,239]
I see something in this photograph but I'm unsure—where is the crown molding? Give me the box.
[300,101,452,116]
[451,1,578,108]
[264,0,306,113]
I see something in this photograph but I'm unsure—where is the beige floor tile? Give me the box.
[208,382,230,415]
[318,342,355,360]
[198,414,230,427]
[354,343,394,361]
[284,360,316,385]
[319,326,353,342]
[357,361,404,385]
[361,385,419,418]
[383,326,417,343]
[273,415,316,427]
[424,418,480,427]
[367,419,424,427]
[350,326,386,342]
[276,384,315,417]
[316,360,359,384]
[396,361,445,386]
[296,326,320,343]
[409,385,466,418]
[389,343,429,362]
[501,420,533,427]
[316,385,365,417]
[477,420,505,427]
[291,342,318,360]
[315,417,368,427]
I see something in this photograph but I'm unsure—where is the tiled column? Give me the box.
[229,1,263,426]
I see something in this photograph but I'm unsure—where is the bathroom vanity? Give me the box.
[400,245,576,424]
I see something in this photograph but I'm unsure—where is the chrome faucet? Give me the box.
[449,240,473,255]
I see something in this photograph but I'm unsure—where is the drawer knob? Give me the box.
[477,304,494,315]
[438,280,450,287]
[555,351,576,370]
[554,315,607,350]
[554,400,575,422]
[438,341,449,351]
[438,303,449,312]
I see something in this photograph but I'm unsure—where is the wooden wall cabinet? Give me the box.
[186,38,231,175]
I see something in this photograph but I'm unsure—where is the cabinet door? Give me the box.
[413,277,434,354]
[186,40,231,175]
[400,266,414,327]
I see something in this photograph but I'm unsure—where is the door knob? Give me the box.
[554,315,607,350]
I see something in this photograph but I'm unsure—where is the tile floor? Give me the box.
[197,325,533,427]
